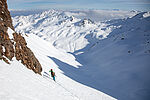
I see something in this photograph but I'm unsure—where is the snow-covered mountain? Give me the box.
[1,8,150,100]
[12,10,137,53]
[74,12,150,100]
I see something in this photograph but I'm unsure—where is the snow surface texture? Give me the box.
[1,10,149,100]
[0,33,116,100]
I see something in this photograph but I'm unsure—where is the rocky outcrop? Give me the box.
[0,0,14,63]
[0,0,42,74]
[13,33,42,74]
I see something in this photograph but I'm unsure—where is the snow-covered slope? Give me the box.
[0,33,116,100]
[0,60,79,100]
[12,10,108,52]
[74,12,150,100]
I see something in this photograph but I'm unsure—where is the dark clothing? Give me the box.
[49,69,55,81]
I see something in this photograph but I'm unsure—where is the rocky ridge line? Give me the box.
[0,0,42,74]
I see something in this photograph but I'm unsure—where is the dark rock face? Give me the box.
[0,0,14,29]
[0,0,14,63]
[0,0,42,74]
[13,33,42,74]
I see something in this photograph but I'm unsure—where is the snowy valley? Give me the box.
[0,8,150,100]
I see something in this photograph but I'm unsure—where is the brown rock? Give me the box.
[0,44,3,59]
[0,0,42,75]
[2,57,10,64]
[13,33,42,74]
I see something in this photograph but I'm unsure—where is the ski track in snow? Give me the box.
[0,60,79,100]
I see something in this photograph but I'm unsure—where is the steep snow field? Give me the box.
[1,9,150,100]
[0,33,116,100]
[0,60,80,100]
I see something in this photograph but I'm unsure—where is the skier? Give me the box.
[49,69,56,81]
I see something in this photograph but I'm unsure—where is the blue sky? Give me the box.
[8,0,150,11]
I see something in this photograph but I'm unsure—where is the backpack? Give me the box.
[51,71,55,77]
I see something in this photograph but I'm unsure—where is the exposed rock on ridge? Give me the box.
[0,0,42,74]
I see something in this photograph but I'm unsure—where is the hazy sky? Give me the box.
[8,0,150,11]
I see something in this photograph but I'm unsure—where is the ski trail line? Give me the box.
[56,81,82,100]
[43,72,82,100]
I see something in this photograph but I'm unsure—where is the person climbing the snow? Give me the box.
[49,69,56,81]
